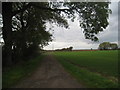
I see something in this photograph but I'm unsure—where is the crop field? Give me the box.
[53,50,118,88]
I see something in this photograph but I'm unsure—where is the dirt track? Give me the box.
[13,54,83,88]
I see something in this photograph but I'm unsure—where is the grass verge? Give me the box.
[3,53,44,88]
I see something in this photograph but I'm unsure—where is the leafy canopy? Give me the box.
[12,1,111,42]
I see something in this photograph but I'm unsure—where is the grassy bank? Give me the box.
[3,53,44,88]
[53,50,118,88]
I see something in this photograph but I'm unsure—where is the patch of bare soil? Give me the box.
[13,54,83,88]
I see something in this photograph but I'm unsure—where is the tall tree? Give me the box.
[2,2,12,66]
[2,2,111,66]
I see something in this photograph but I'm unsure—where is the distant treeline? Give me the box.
[55,46,73,51]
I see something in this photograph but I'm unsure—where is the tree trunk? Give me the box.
[2,2,12,66]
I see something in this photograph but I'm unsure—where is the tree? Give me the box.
[69,46,73,51]
[98,42,111,50]
[110,43,118,50]
[2,2,12,66]
[2,2,111,66]
[12,5,53,61]
[98,42,118,50]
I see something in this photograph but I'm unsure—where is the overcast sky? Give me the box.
[43,2,119,50]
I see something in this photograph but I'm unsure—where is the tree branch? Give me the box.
[12,3,31,16]
[30,3,71,12]
[12,2,71,16]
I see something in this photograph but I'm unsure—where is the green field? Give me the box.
[53,50,118,88]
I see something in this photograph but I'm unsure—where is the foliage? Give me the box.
[2,2,111,66]
[110,43,118,50]
[62,2,111,41]
[98,42,118,50]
